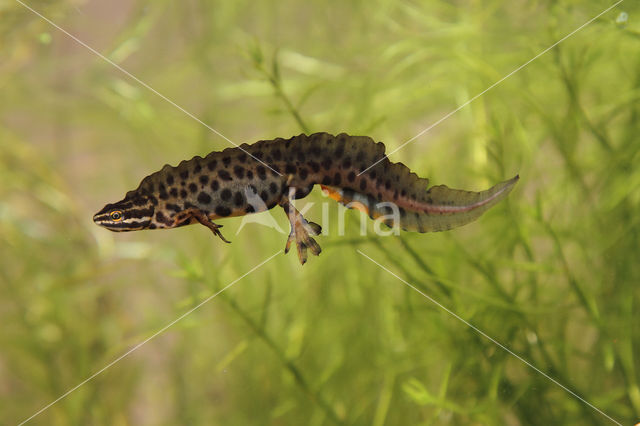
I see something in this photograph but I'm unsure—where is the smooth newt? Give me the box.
[94,132,518,264]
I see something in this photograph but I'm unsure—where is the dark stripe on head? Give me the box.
[102,220,150,231]
[127,208,154,219]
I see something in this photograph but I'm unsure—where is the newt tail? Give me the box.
[94,133,518,264]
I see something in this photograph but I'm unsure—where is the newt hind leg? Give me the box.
[279,197,322,265]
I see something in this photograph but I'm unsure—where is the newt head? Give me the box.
[93,193,155,232]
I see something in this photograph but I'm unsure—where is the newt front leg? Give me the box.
[184,208,231,243]
[279,197,322,265]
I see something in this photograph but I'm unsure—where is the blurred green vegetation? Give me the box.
[1,0,639,424]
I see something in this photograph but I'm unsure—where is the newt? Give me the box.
[94,133,518,264]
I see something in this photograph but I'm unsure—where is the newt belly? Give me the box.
[94,132,518,264]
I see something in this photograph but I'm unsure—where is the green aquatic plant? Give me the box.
[1,0,639,424]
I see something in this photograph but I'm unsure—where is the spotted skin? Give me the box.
[94,132,518,264]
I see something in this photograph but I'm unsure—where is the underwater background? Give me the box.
[1,0,639,424]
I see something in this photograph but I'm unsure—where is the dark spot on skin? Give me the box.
[254,151,264,160]
[356,151,365,162]
[221,189,231,201]
[156,211,170,224]
[218,170,232,181]
[197,192,212,204]
[189,183,198,193]
[149,196,158,206]
[170,188,178,197]
[222,156,231,167]
[295,187,311,199]
[166,175,174,185]
[335,146,344,157]
[299,168,308,180]
[267,200,278,209]
[393,190,399,200]
[238,153,247,163]
[401,189,406,197]
[370,171,377,179]
[149,223,157,229]
[399,207,406,217]
[207,160,217,171]
[321,176,332,185]
[257,166,267,180]
[248,184,257,194]
[166,203,181,213]
[385,180,391,190]
[180,170,189,179]
[321,158,332,170]
[272,149,281,160]
[285,164,296,175]
[215,206,231,217]
[269,182,278,194]
[246,170,253,179]
[210,180,219,191]
[180,189,188,198]
[234,165,245,179]
[309,161,320,173]
[360,180,367,191]
[245,205,255,213]
[296,151,306,162]
[342,157,351,169]
[260,190,269,201]
[234,191,244,206]
[199,175,209,185]
[347,171,355,182]
[334,173,342,185]
[180,181,186,187]
[194,164,202,173]
[184,202,196,209]
[159,191,169,200]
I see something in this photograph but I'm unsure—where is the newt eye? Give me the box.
[110,210,123,221]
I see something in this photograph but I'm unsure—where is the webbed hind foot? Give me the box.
[280,198,322,265]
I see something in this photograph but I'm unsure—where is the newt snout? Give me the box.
[93,195,155,232]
